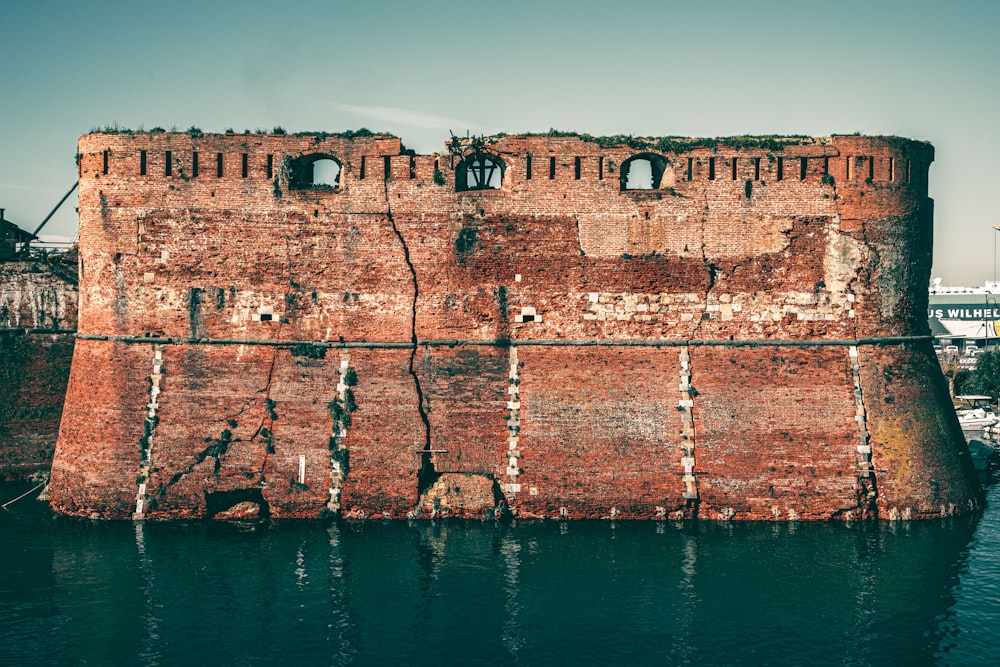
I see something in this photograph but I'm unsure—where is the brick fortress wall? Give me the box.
[1,259,77,480]
[48,131,980,519]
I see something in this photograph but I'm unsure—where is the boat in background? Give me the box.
[955,395,999,433]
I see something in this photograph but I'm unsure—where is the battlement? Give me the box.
[79,132,932,195]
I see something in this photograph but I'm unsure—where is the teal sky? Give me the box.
[2,0,997,285]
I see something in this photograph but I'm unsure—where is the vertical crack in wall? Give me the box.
[848,345,878,518]
[692,193,717,339]
[133,344,165,519]
[327,353,356,512]
[828,179,862,340]
[382,181,435,494]
[676,345,700,518]
[504,346,522,505]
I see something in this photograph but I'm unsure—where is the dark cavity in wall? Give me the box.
[456,226,477,253]
[204,488,270,519]
[187,287,205,338]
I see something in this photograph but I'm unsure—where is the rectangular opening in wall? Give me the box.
[217,153,223,178]
[846,156,851,181]
[165,151,172,176]
[598,157,604,180]
[709,157,716,180]
[192,151,199,177]
[409,156,416,179]
[241,153,248,178]
[687,157,693,181]
[103,150,109,175]
[574,156,581,180]
[384,156,391,181]
[800,157,807,180]
[549,156,556,179]
[360,156,367,179]
[526,154,532,180]
[140,150,147,176]
[731,157,737,180]
[754,157,760,181]
[266,154,273,179]
[888,157,895,182]
[777,157,784,181]
[868,156,874,181]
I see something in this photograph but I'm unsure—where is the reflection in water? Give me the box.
[670,530,698,666]
[501,534,524,659]
[135,522,164,666]
[326,524,356,666]
[2,484,998,665]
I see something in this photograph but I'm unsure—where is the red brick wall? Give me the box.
[0,261,77,480]
[48,131,979,519]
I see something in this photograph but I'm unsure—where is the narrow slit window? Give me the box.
[360,156,366,180]
[192,152,199,178]
[687,157,693,181]
[216,153,224,178]
[754,157,761,181]
[266,154,273,179]
[846,156,852,181]
[241,153,248,178]
[731,157,738,180]
[800,157,806,180]
[868,156,875,181]
[598,157,604,180]
[777,157,784,181]
[574,156,581,180]
[140,150,147,176]
[549,156,556,180]
[165,151,172,176]
[409,156,416,179]
[526,154,532,180]
[384,156,391,181]
[103,150,109,175]
[709,157,716,181]
[889,157,895,182]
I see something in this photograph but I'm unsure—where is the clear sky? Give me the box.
[2,0,997,285]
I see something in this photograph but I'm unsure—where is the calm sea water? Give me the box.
[3,479,1000,666]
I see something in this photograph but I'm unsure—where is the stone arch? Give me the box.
[288,153,342,190]
[455,152,505,191]
[621,153,669,191]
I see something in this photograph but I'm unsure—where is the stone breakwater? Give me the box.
[48,131,980,520]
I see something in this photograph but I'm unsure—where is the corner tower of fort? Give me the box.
[49,130,980,520]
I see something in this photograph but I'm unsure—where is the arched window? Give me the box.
[456,152,504,191]
[621,153,669,191]
[288,154,342,190]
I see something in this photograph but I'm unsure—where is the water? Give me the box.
[3,481,1000,666]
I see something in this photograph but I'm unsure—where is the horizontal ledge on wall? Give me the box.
[74,333,933,348]
[0,328,78,335]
